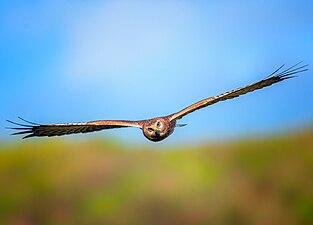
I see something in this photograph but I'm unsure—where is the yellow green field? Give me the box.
[1,128,313,225]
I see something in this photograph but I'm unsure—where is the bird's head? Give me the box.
[142,118,173,142]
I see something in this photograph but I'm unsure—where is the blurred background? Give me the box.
[1,0,313,224]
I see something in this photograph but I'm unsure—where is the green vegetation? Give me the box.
[0,129,313,225]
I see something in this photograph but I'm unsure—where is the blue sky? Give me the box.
[1,0,313,144]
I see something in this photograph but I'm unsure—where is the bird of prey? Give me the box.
[7,62,308,142]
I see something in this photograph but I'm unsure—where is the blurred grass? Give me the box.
[0,128,313,225]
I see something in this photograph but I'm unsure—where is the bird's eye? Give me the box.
[156,121,161,127]
[148,128,154,132]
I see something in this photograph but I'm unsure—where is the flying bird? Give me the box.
[7,62,308,142]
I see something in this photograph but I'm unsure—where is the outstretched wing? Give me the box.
[7,117,142,139]
[170,62,308,121]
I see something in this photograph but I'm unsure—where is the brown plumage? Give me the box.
[7,62,308,142]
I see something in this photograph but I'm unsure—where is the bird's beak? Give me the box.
[153,126,157,131]
[155,130,161,136]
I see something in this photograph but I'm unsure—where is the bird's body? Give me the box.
[141,116,176,142]
[7,63,308,142]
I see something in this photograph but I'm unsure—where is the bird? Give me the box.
[7,62,308,142]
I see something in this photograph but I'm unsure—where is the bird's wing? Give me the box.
[169,62,308,121]
[7,117,143,139]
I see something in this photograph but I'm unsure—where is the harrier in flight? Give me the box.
[7,63,308,142]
